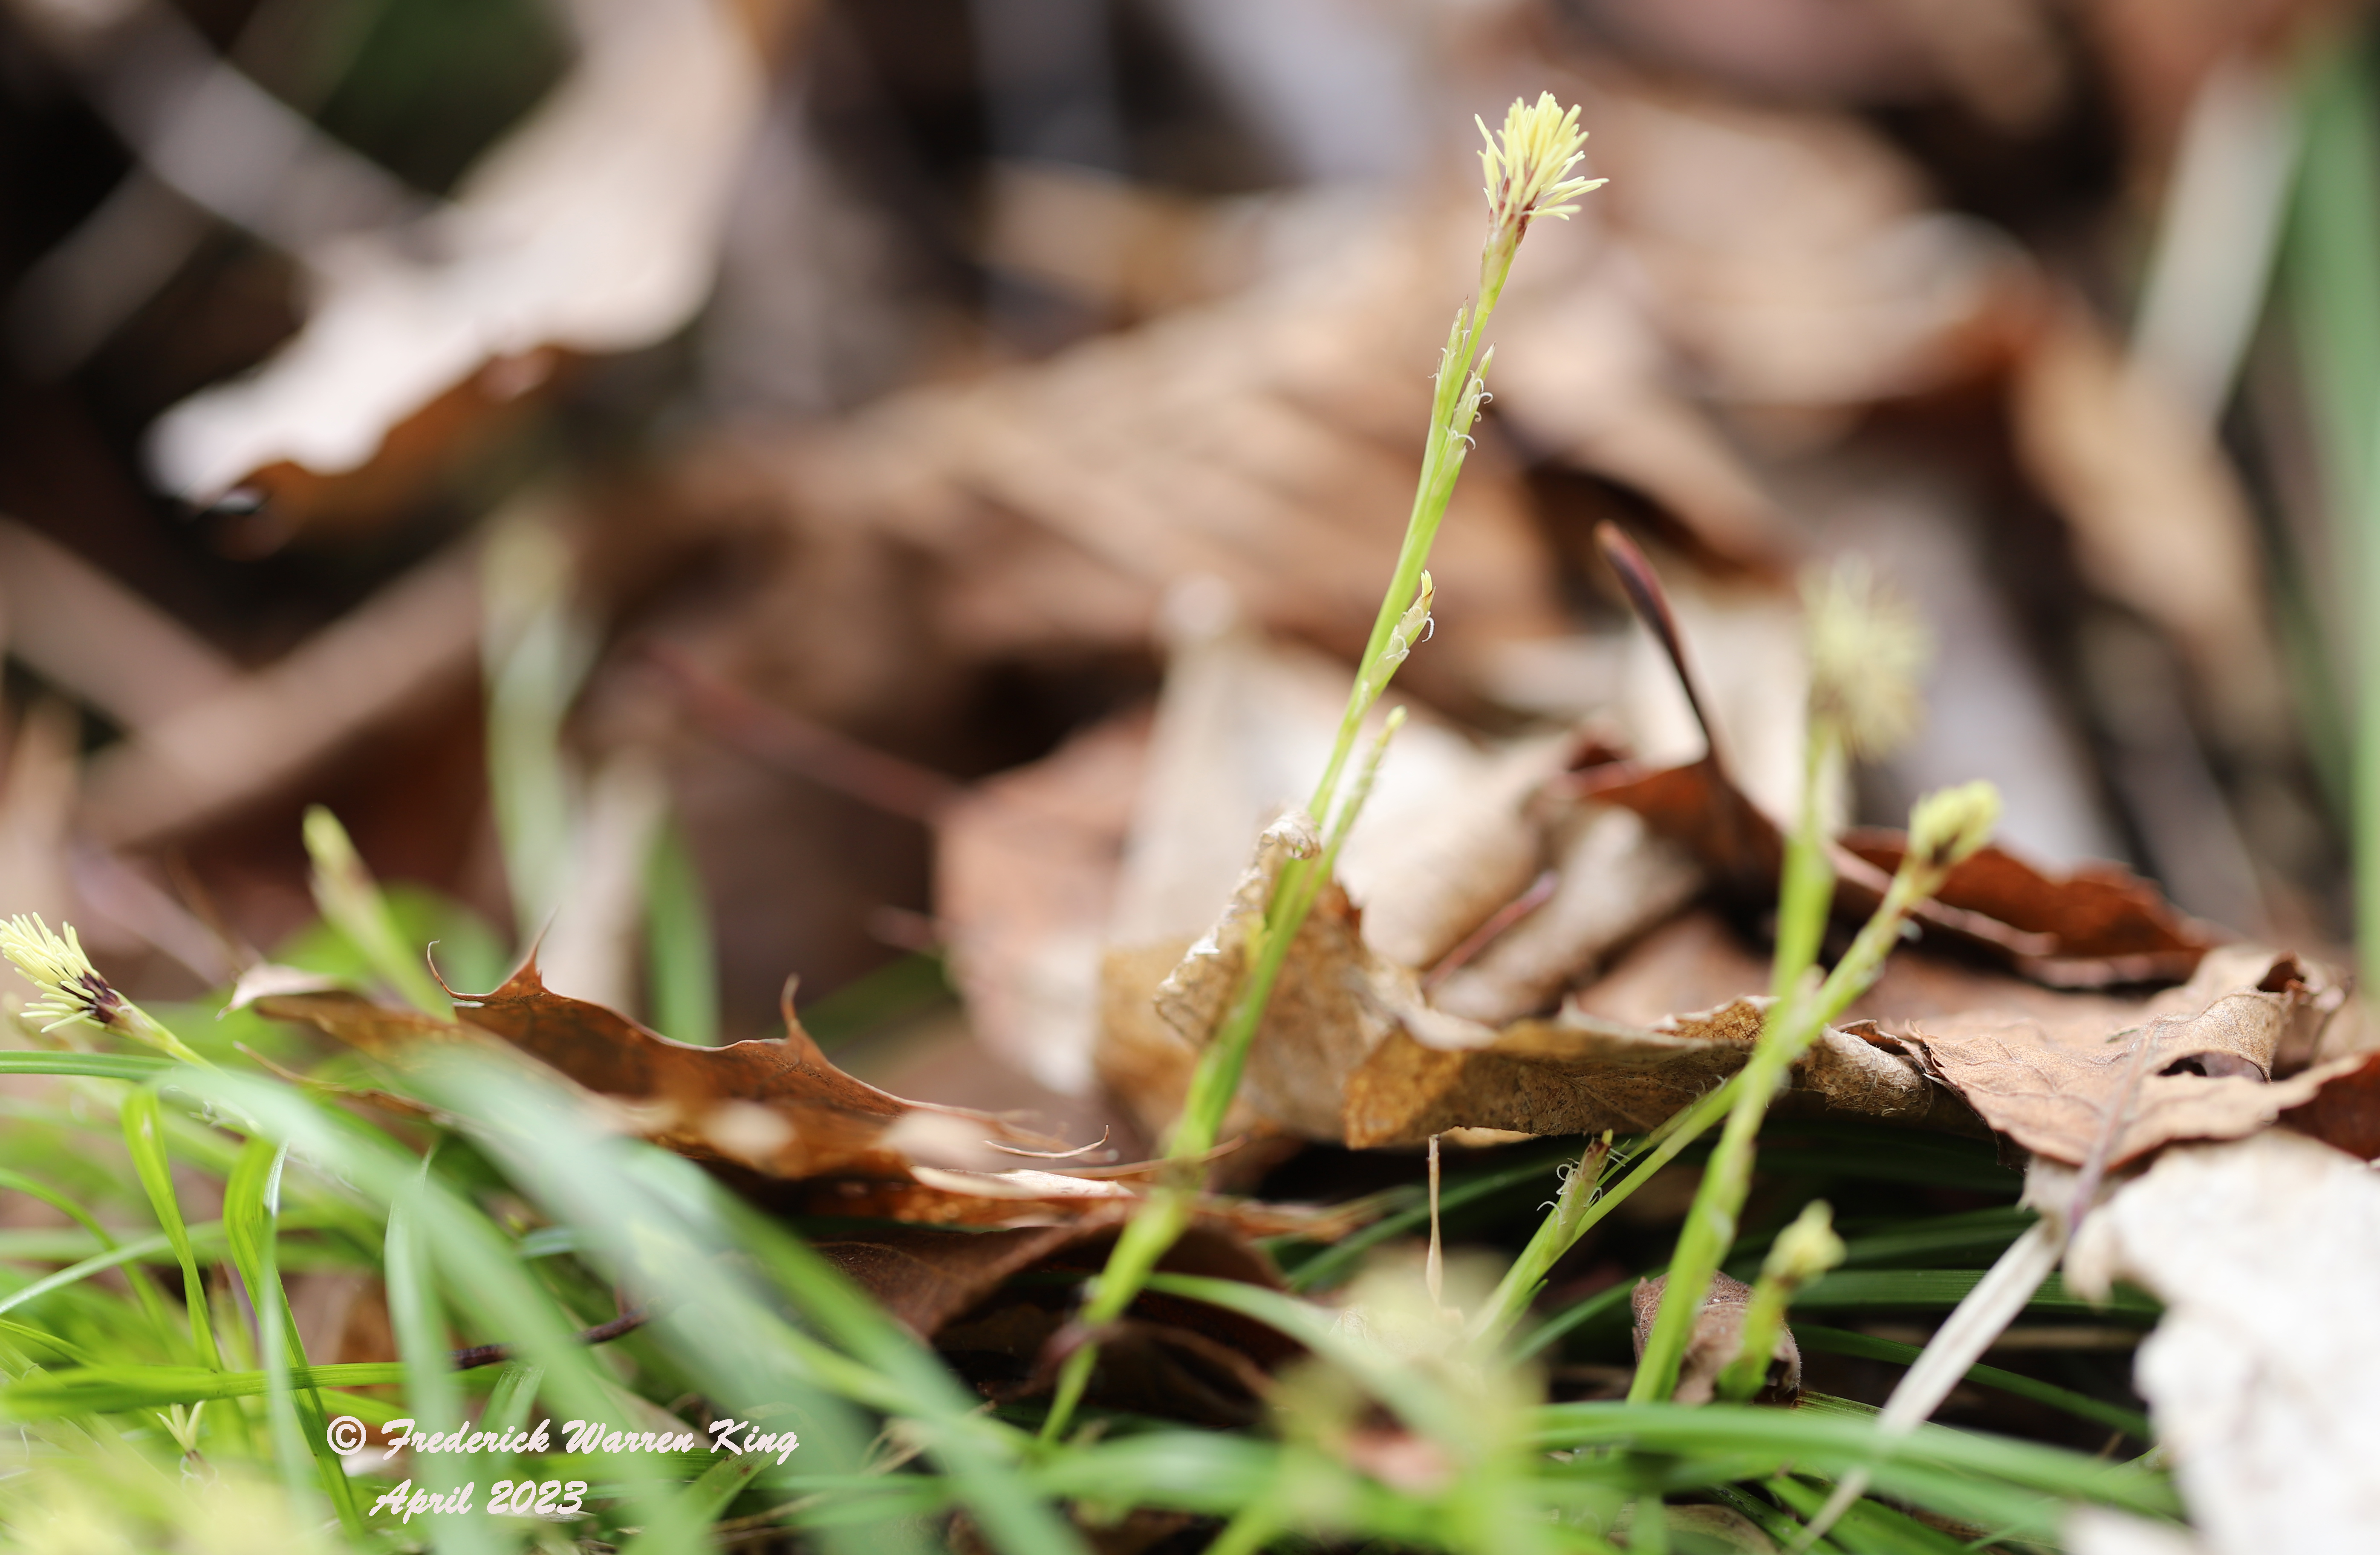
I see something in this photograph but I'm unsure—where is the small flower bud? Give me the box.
[1909,780,2002,872]
[1384,572,1435,669]
[1760,1200,1846,1287]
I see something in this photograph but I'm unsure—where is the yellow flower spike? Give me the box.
[1477,92,1603,234]
[1,913,209,1064]
[1473,93,1604,316]
[2,914,122,1035]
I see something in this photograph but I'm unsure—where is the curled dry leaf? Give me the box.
[255,963,1341,1242]
[1841,830,2217,988]
[2279,1047,2380,1160]
[1345,987,1971,1149]
[2066,1130,2380,1554]
[1629,1271,1799,1406]
[1880,947,2347,1170]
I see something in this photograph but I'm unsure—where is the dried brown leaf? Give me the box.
[1889,947,2345,1169]
[2278,1049,2380,1161]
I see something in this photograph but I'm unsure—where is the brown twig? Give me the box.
[644,643,962,822]
[448,1306,650,1370]
[1423,868,1557,990]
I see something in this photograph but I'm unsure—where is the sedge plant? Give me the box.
[1040,93,1606,1441]
[1630,562,2001,1403]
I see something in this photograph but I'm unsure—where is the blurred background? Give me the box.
[0,0,2370,1126]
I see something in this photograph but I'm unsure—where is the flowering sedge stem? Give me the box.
[1042,713,1404,1440]
[1040,98,1601,1443]
[1631,783,1998,1403]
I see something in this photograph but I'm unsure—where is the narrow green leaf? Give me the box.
[303,806,452,1018]
[161,1068,691,1540]
[119,1087,220,1370]
[1790,1270,2160,1320]
[0,1360,508,1416]
[1793,1324,2150,1441]
[409,1050,1066,1555]
[385,1156,495,1555]
[619,1456,766,1555]
[224,1138,365,1535]
[643,818,720,1046]
[0,1052,171,1081]
[1531,1402,2180,1529]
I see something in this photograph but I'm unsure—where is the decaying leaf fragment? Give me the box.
[1098,811,1383,1145]
[1629,1271,1799,1405]
[1883,947,2346,1169]
[2067,1130,2380,1554]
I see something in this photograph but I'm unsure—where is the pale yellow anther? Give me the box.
[0,914,121,1035]
[1478,92,1604,233]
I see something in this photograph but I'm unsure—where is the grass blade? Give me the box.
[119,1087,221,1370]
[1792,1325,2149,1441]
[643,817,720,1046]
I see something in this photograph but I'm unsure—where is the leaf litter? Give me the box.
[14,16,2380,1550]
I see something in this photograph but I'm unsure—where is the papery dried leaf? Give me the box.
[2065,1130,2380,1552]
[1427,803,1703,1026]
[1842,830,2217,987]
[1343,988,1967,1149]
[935,708,1149,1097]
[1152,810,1321,1049]
[253,971,1211,1231]
[1889,948,2344,1169]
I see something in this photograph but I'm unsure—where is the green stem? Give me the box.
[1043,716,1402,1440]
[1040,190,1540,1445]
[1772,731,1839,1004]
[1470,1077,1745,1352]
[1629,856,1939,1404]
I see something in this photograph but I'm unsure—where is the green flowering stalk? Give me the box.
[1040,96,1603,1443]
[2,914,208,1067]
[1631,560,1995,1405]
[1715,1200,1845,1402]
